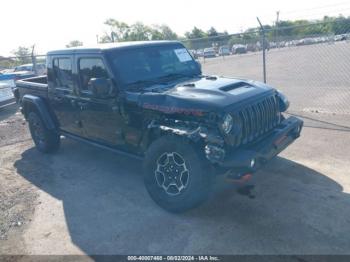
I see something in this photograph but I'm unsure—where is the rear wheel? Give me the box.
[28,111,60,153]
[144,136,212,213]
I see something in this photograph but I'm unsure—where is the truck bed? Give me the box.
[16,76,48,100]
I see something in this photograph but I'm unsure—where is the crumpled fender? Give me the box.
[146,119,224,146]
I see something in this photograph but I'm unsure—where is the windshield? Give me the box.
[106,44,201,87]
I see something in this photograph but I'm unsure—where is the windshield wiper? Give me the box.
[126,73,198,89]
[126,79,159,88]
[157,73,197,81]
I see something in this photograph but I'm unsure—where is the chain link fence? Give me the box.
[0,55,46,71]
[0,55,46,85]
[0,55,46,106]
[182,21,350,128]
[1,22,350,125]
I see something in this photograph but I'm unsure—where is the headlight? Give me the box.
[277,91,290,112]
[221,114,233,134]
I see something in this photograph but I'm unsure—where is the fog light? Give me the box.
[250,158,255,168]
[205,144,225,163]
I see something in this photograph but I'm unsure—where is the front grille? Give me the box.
[232,95,280,146]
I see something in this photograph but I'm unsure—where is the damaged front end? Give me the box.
[139,90,229,164]
[139,77,302,178]
[147,118,227,164]
[144,97,303,179]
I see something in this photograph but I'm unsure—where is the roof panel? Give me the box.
[47,40,181,55]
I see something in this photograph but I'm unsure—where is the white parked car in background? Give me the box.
[218,46,230,56]
[203,47,216,58]
[0,82,15,107]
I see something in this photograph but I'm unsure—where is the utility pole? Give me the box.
[96,35,99,44]
[111,32,115,43]
[31,45,38,75]
[257,17,267,83]
[276,11,280,48]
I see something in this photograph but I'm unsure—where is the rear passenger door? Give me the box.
[75,55,124,146]
[48,56,83,135]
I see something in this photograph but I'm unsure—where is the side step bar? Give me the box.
[61,131,144,161]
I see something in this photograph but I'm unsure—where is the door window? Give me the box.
[78,58,109,91]
[52,58,73,89]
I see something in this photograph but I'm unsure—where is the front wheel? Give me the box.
[143,136,212,213]
[28,111,60,153]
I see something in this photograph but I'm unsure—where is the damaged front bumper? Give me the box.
[211,116,303,173]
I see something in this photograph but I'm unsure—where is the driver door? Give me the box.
[75,55,124,146]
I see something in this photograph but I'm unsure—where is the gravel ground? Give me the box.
[1,104,350,256]
[0,104,37,253]
[0,104,31,147]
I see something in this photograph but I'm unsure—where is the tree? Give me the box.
[102,20,177,42]
[104,19,130,42]
[330,16,350,34]
[66,40,83,48]
[207,27,219,37]
[0,57,15,69]
[185,27,207,39]
[102,19,178,42]
[128,22,152,41]
[151,24,178,40]
[11,46,32,64]
[99,33,113,43]
[98,15,350,47]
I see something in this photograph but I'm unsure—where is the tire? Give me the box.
[13,90,20,104]
[28,111,60,153]
[143,135,212,213]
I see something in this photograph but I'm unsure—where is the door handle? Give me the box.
[77,101,88,110]
[53,96,64,102]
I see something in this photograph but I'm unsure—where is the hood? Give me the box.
[131,76,276,115]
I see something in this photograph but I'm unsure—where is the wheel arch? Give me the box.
[22,95,57,131]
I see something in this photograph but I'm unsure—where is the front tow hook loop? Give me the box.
[226,171,253,183]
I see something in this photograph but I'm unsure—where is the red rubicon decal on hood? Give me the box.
[143,103,204,116]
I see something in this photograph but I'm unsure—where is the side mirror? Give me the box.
[89,78,114,98]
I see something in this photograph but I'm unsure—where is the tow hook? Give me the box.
[225,170,252,183]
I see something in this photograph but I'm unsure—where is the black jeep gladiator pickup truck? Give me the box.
[16,41,303,212]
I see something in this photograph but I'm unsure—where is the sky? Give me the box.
[1,0,350,56]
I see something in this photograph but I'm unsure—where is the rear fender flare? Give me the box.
[22,95,56,130]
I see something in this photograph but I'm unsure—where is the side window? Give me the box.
[52,58,73,89]
[78,58,109,91]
